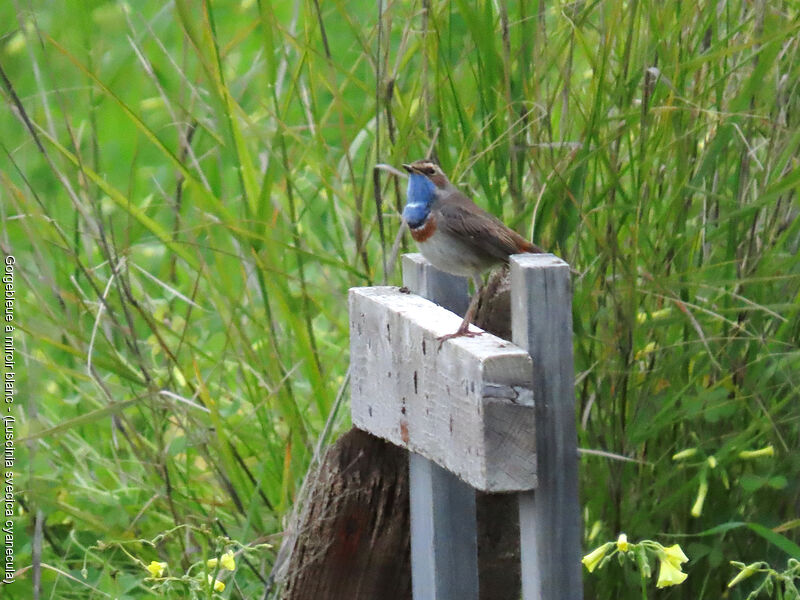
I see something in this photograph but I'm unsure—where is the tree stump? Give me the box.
[281,428,411,600]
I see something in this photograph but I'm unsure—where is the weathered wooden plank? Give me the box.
[409,453,479,600]
[510,254,583,600]
[349,285,536,492]
[403,255,479,600]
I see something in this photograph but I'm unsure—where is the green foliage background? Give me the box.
[1,0,799,598]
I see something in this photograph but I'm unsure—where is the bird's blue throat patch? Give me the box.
[403,173,436,228]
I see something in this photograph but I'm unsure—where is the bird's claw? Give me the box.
[436,328,482,349]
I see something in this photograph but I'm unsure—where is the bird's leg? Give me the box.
[456,281,482,334]
[437,275,483,345]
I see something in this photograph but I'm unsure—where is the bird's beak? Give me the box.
[402,163,414,173]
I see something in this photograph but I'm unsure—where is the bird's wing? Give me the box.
[433,192,543,261]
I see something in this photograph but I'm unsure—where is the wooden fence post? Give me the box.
[402,254,479,600]
[511,254,583,600]
[349,252,581,600]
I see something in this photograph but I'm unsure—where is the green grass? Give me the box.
[2,0,799,598]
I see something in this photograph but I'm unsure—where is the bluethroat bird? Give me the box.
[402,159,543,340]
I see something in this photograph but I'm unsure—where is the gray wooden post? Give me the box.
[401,253,469,317]
[510,254,583,600]
[402,254,479,600]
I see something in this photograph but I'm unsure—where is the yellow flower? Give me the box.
[656,556,688,588]
[581,542,612,573]
[145,561,167,578]
[208,550,236,571]
[207,575,225,592]
[220,550,236,571]
[662,544,689,567]
[616,533,629,552]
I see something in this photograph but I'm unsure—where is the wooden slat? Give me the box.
[349,285,536,492]
[409,453,479,600]
[401,253,470,316]
[403,256,478,600]
[510,254,583,600]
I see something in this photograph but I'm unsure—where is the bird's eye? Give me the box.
[425,168,435,175]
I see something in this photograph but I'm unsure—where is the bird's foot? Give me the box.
[436,326,482,348]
